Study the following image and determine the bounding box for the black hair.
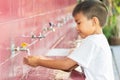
[72,0,108,27]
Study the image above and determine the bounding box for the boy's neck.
[93,26,103,35]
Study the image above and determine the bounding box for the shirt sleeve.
[68,40,97,68]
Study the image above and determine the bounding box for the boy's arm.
[24,56,77,71]
[63,64,79,72]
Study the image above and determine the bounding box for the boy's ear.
[92,17,100,26]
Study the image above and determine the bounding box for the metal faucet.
[10,42,30,57]
[31,33,45,39]
[56,17,66,27]
[48,22,55,32]
[42,22,55,32]
[47,26,55,32]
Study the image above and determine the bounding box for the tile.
[0,0,77,79]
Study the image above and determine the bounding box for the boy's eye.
[77,22,81,25]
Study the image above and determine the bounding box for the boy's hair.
[72,0,108,27]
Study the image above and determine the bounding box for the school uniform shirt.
[68,34,114,80]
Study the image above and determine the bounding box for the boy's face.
[74,12,96,38]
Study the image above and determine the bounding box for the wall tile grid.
[0,0,77,80]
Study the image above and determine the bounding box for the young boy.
[24,0,115,80]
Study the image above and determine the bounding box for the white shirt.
[68,34,114,80]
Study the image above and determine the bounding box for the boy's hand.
[24,56,40,67]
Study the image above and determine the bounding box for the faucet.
[48,22,55,32]
[56,17,66,27]
[10,42,30,57]
[47,26,55,32]
[31,33,45,39]
[42,22,55,32]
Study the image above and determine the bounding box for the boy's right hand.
[24,56,40,67]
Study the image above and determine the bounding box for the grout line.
[50,35,65,49]
[0,52,20,67]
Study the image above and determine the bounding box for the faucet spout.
[18,47,30,55]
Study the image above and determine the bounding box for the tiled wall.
[0,0,78,80]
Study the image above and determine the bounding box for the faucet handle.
[20,42,31,55]
[21,42,28,48]
[49,22,55,27]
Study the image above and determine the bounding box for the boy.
[24,0,115,80]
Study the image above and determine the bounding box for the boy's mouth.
[77,32,86,38]
[77,31,81,34]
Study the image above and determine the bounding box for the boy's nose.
[76,26,79,31]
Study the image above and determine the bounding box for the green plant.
[113,0,120,14]
[103,15,118,39]
[103,0,120,40]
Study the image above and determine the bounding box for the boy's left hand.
[24,56,40,67]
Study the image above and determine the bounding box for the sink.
[46,48,70,56]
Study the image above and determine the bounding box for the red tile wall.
[0,0,78,80]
